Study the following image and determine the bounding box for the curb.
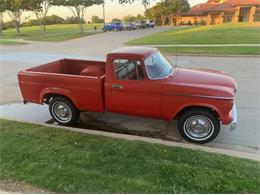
[2,118,259,162]
[162,53,260,58]
[145,44,260,47]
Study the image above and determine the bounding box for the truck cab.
[105,47,165,119]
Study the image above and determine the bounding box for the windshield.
[144,52,174,80]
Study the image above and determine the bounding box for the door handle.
[111,84,123,89]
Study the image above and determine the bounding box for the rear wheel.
[177,109,220,144]
[49,96,79,125]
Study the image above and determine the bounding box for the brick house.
[175,0,260,26]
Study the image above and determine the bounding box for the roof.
[182,2,217,16]
[108,47,157,57]
[182,0,260,16]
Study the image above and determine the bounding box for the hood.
[164,67,237,99]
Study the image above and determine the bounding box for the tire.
[49,96,80,126]
[177,109,220,144]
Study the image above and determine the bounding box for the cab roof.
[108,47,157,58]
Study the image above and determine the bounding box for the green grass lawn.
[0,39,27,45]
[159,46,260,55]
[0,23,103,43]
[127,22,260,45]
[127,22,260,55]
[0,119,259,193]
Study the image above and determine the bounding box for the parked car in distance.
[103,22,123,31]
[136,20,147,29]
[146,19,155,28]
[18,47,237,144]
[123,23,137,30]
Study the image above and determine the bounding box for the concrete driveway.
[0,27,259,155]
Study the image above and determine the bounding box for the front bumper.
[230,104,238,130]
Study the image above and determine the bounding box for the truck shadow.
[69,112,184,142]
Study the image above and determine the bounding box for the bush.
[2,21,14,30]
[4,15,87,30]
[179,21,185,26]
[22,19,41,27]
[91,15,103,23]
[20,15,65,27]
[66,16,85,24]
[187,21,192,25]
[111,18,121,23]
[45,15,65,25]
[201,20,206,25]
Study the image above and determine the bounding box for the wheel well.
[176,106,221,120]
[43,94,73,105]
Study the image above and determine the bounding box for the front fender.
[162,94,232,123]
[174,103,222,120]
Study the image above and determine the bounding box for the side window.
[113,59,144,80]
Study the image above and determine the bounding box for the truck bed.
[18,59,106,112]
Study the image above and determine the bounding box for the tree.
[52,0,103,33]
[122,15,135,23]
[135,14,146,22]
[145,0,189,26]
[91,15,103,23]
[31,0,53,37]
[111,18,121,23]
[66,16,85,24]
[165,0,190,26]
[5,0,33,34]
[118,0,151,6]
[0,0,7,35]
[145,2,168,26]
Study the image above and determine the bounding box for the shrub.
[2,21,14,30]
[20,15,65,27]
[45,15,65,25]
[187,21,192,25]
[22,19,41,27]
[66,16,85,24]
[179,21,185,26]
[91,15,103,23]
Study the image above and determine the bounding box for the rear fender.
[40,88,78,109]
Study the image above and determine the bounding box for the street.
[0,27,259,155]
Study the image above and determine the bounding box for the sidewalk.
[0,189,10,194]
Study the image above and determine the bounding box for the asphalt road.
[0,27,259,155]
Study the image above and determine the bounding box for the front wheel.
[177,109,220,144]
[49,96,80,125]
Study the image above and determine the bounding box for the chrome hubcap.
[184,115,214,141]
[52,101,72,123]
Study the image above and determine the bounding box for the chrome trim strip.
[230,104,237,130]
[165,92,233,100]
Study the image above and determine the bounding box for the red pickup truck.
[18,47,237,143]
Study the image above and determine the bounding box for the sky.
[3,0,207,22]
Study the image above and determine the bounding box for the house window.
[255,14,260,21]
[224,15,233,23]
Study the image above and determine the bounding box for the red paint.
[18,47,237,125]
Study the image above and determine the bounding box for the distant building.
[176,0,260,25]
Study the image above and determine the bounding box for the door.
[108,58,162,119]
